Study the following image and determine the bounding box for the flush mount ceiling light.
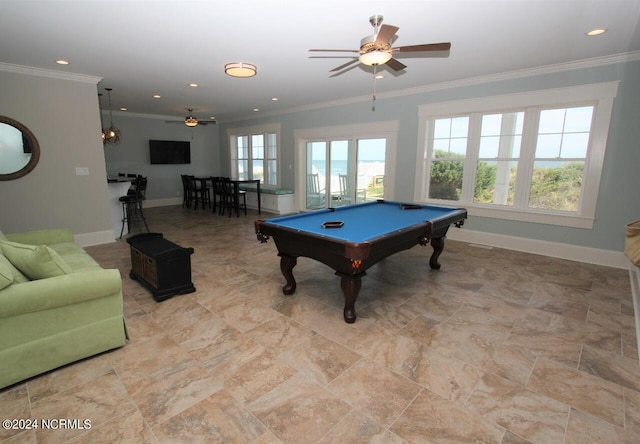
[586,28,607,36]
[359,50,392,66]
[225,62,257,78]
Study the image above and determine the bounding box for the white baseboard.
[144,197,182,208]
[74,230,116,247]
[447,228,630,270]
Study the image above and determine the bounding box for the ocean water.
[310,160,384,191]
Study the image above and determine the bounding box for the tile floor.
[2,205,640,443]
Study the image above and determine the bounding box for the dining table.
[193,177,261,214]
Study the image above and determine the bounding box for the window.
[474,112,523,206]
[416,82,618,228]
[228,123,280,185]
[529,107,592,212]
[429,116,469,200]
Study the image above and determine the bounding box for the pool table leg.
[279,254,297,295]
[340,275,361,323]
[429,237,444,270]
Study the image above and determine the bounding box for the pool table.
[255,200,467,323]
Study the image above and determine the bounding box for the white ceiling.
[2,0,639,123]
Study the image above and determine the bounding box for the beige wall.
[0,68,113,242]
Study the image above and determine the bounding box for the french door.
[304,138,386,210]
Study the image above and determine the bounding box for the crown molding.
[226,50,640,122]
[377,50,640,101]
[0,62,102,84]
[103,110,183,121]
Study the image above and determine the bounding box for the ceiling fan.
[309,15,451,73]
[165,108,217,127]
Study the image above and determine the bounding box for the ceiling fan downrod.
[369,14,384,33]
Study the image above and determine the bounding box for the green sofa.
[0,228,127,389]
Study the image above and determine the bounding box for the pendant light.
[103,88,122,145]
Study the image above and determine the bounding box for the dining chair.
[221,179,247,217]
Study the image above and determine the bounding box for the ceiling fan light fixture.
[184,108,199,127]
[225,62,257,78]
[359,51,392,66]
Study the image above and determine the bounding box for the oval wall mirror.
[0,116,41,181]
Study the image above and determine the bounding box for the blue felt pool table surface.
[263,200,463,243]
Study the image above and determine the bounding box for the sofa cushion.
[47,243,102,273]
[0,229,7,241]
[0,240,73,280]
[0,253,29,284]
[0,257,14,290]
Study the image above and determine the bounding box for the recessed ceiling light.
[188,83,198,87]
[253,108,260,112]
[120,107,127,111]
[55,60,69,65]
[153,94,161,99]
[271,97,279,101]
[375,74,384,79]
[586,28,607,36]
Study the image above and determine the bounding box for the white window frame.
[294,121,399,211]
[228,123,281,185]
[415,82,618,229]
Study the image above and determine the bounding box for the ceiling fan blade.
[164,119,216,125]
[330,58,359,72]
[386,58,407,71]
[375,24,399,46]
[393,42,451,53]
[329,62,360,77]
[309,56,358,59]
[309,49,359,53]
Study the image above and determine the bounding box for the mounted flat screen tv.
[149,140,191,164]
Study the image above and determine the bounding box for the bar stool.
[119,177,150,238]
[211,177,227,215]
[181,174,191,208]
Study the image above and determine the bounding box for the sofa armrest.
[0,269,122,318]
[6,229,75,245]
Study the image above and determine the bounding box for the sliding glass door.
[306,142,327,210]
[356,138,386,202]
[304,137,386,210]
